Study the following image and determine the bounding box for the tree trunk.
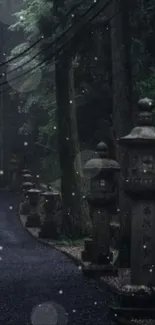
[111,0,133,137]
[110,0,133,267]
[55,52,91,239]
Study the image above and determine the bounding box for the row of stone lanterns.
[81,98,155,287]
[20,169,37,217]
[20,169,62,239]
[18,97,155,323]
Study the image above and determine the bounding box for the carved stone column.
[81,141,119,276]
[119,98,155,285]
[25,189,41,227]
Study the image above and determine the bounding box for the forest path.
[0,191,115,325]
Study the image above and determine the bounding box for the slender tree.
[110,0,133,266]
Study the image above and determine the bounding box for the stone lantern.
[25,189,41,227]
[21,169,31,175]
[20,181,34,216]
[81,142,120,275]
[9,154,19,190]
[21,181,34,201]
[118,98,155,286]
[20,170,32,188]
[22,173,33,183]
[39,191,61,239]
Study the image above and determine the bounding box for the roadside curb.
[19,213,83,267]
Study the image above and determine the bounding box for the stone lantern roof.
[119,97,155,146]
[27,188,41,193]
[84,142,120,176]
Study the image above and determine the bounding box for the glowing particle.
[58,290,63,295]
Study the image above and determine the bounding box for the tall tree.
[54,0,91,238]
[110,0,133,266]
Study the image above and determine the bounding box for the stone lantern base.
[110,285,155,324]
[81,238,117,276]
[25,213,40,228]
[20,201,30,216]
[39,221,54,239]
[81,238,93,261]
[38,191,61,239]
[25,189,41,227]
[82,238,113,263]
[82,263,118,278]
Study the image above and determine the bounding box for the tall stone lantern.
[118,97,155,285]
[39,191,61,239]
[81,142,120,275]
[20,181,34,216]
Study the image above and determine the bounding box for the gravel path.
[0,191,116,325]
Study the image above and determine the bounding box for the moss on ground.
[53,237,87,246]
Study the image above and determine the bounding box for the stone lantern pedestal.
[9,155,19,190]
[39,191,61,239]
[111,98,155,323]
[25,189,41,227]
[81,142,119,277]
[20,181,34,215]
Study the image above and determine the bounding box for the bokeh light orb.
[6,63,42,94]
[24,142,28,146]
[31,301,68,325]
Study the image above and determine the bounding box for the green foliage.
[38,98,57,143]
[10,0,54,39]
[136,68,155,100]
[18,121,32,135]
[52,238,85,246]
[8,0,57,160]
[131,0,155,100]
